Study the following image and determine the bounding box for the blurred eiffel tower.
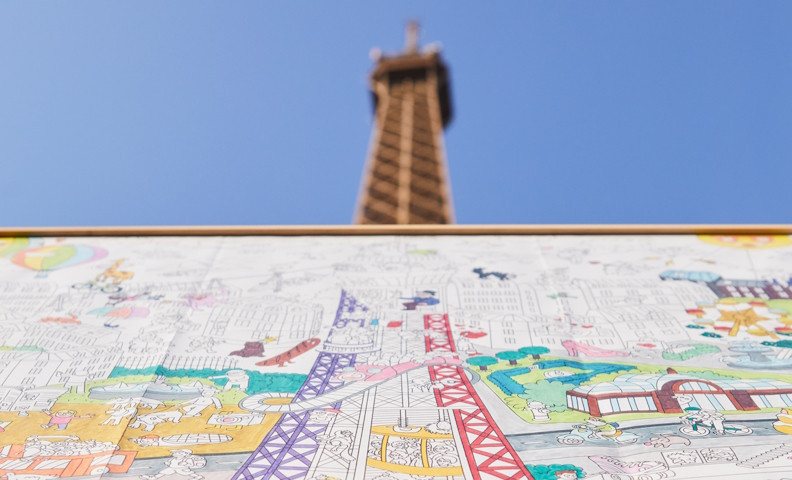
[355,22,455,224]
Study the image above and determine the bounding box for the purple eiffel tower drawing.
[233,290,368,480]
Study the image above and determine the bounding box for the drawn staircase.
[736,444,792,469]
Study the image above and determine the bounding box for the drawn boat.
[132,433,233,447]
[88,381,202,400]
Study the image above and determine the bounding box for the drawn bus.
[0,437,136,478]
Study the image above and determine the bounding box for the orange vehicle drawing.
[0,442,136,478]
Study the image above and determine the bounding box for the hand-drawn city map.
[2,233,792,480]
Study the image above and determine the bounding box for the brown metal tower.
[355,23,455,224]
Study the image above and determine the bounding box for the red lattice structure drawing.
[423,314,533,480]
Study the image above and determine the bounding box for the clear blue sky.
[2,2,791,226]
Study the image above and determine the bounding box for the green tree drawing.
[467,356,498,371]
[521,380,574,412]
[496,350,526,365]
[519,346,550,360]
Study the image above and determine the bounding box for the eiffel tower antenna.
[405,20,419,53]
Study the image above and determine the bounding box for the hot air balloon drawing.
[0,238,32,258]
[12,244,108,277]
[88,306,149,328]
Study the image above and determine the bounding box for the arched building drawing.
[568,372,792,416]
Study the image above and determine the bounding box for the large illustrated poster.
[2,234,792,479]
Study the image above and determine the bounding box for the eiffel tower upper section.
[355,23,455,225]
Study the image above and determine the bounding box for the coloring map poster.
[2,234,792,480]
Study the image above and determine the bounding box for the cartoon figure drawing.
[644,433,692,448]
[128,410,184,432]
[472,268,511,281]
[315,430,355,462]
[102,403,138,426]
[401,290,440,311]
[672,393,694,410]
[96,259,134,285]
[177,386,222,417]
[188,336,224,354]
[553,471,579,480]
[408,378,444,393]
[107,397,163,410]
[208,370,249,392]
[308,409,337,424]
[182,292,224,310]
[526,401,551,422]
[679,407,752,436]
[230,337,276,357]
[40,410,92,430]
[140,449,206,480]
[557,417,638,445]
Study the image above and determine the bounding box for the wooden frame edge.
[1,224,791,236]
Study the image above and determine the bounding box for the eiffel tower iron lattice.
[232,291,365,480]
[424,314,534,480]
[356,22,455,225]
[233,295,532,479]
